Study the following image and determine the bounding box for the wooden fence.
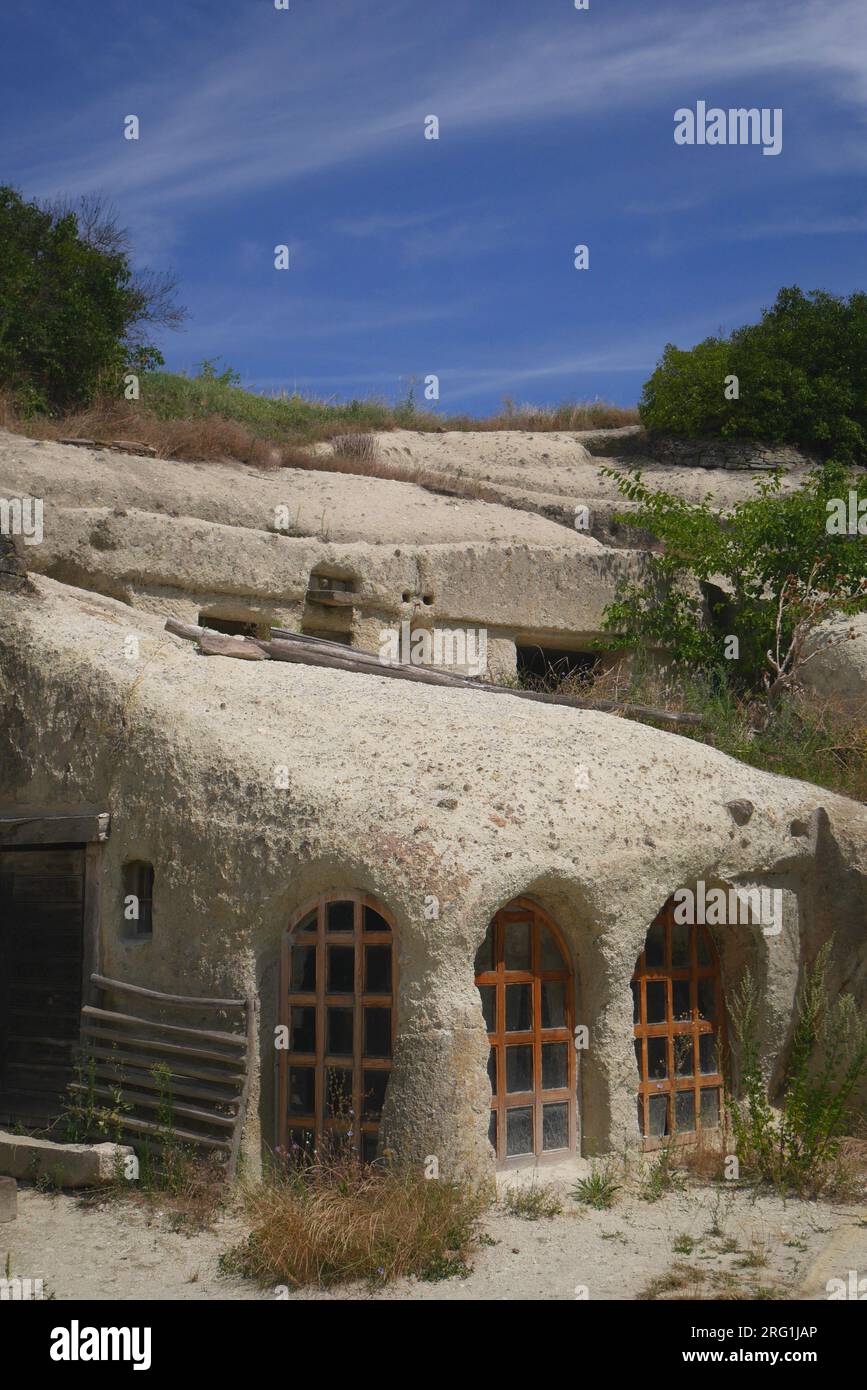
[75,974,254,1179]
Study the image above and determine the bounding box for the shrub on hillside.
[640,286,867,463]
[600,462,867,698]
[729,943,867,1196]
[0,186,184,414]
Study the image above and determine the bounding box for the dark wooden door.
[0,848,85,1126]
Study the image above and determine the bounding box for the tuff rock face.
[0,568,864,1176]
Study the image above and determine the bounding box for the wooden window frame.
[279,891,396,1164]
[476,897,577,1167]
[122,860,154,938]
[632,899,726,1149]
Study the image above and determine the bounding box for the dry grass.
[501,1179,563,1220]
[223,1157,491,1289]
[330,431,379,463]
[479,399,639,432]
[641,1260,787,1301]
[1,382,638,470]
[72,1147,227,1233]
[675,1128,733,1185]
[8,394,311,470]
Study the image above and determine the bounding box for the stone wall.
[582,428,816,471]
[644,435,815,471]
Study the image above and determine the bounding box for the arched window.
[475,898,577,1163]
[632,898,725,1143]
[279,893,395,1165]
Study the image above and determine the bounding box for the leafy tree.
[601,463,867,698]
[640,287,867,464]
[0,186,185,413]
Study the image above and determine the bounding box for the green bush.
[601,462,867,694]
[729,944,867,1195]
[640,286,867,463]
[0,186,183,414]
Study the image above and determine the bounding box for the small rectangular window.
[123,861,153,937]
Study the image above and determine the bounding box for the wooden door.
[0,848,85,1125]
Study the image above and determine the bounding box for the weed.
[502,1180,563,1221]
[572,1161,621,1210]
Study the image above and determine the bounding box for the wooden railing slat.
[81,1004,247,1048]
[90,973,245,1011]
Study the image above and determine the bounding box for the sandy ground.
[5,1178,865,1303]
[373,428,814,512]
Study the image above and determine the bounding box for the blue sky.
[3,0,867,413]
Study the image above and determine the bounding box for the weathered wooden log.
[164,619,702,726]
[199,630,268,660]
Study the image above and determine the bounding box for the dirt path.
[5,1182,864,1302]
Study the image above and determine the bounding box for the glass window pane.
[542,1041,568,1089]
[634,1038,643,1078]
[361,1132,378,1165]
[295,910,317,934]
[288,1067,315,1116]
[505,1106,533,1157]
[672,980,691,1020]
[479,984,496,1032]
[364,1007,391,1057]
[290,944,316,993]
[700,1087,720,1129]
[542,1102,568,1151]
[326,1007,353,1056]
[361,1070,389,1120]
[505,983,532,1032]
[671,921,690,968]
[504,920,531,971]
[474,922,495,975]
[364,906,390,934]
[327,900,354,933]
[631,979,640,1023]
[325,1067,353,1117]
[327,945,354,993]
[646,980,667,1024]
[648,1036,668,1079]
[505,1045,533,1093]
[364,944,391,993]
[645,918,665,967]
[674,1034,695,1077]
[675,1090,696,1132]
[696,928,712,966]
[648,1094,669,1137]
[487,1048,498,1095]
[540,980,565,1029]
[697,978,716,1022]
[539,926,565,972]
[290,1006,315,1054]
[488,1111,497,1150]
[637,1096,645,1137]
[699,1031,719,1075]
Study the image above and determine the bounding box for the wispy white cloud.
[11,0,867,233]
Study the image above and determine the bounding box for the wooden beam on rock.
[163,619,702,727]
